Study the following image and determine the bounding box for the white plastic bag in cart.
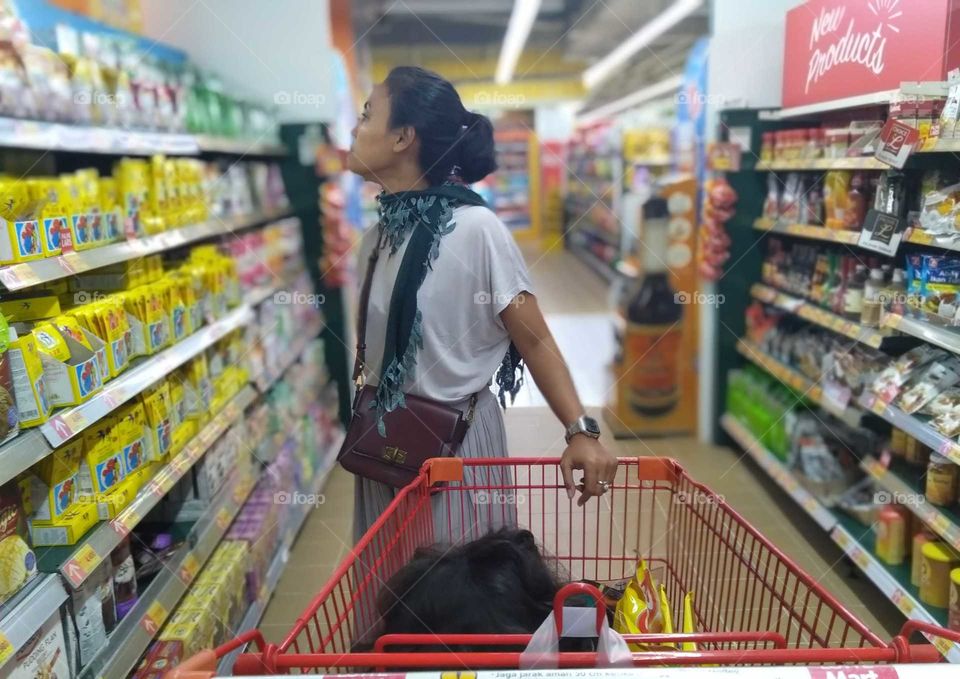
[519,606,634,669]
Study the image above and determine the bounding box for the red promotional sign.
[783,0,960,108]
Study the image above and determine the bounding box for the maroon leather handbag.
[337,229,477,488]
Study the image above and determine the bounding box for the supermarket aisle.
[262,242,902,644]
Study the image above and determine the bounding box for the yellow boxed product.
[22,439,84,521]
[141,383,173,462]
[27,500,99,546]
[62,174,96,251]
[182,356,213,425]
[0,179,43,264]
[115,157,147,238]
[116,401,150,473]
[32,322,104,406]
[180,583,231,642]
[7,328,51,427]
[28,178,71,256]
[76,169,106,245]
[71,298,130,379]
[123,285,171,355]
[159,607,215,659]
[95,467,150,519]
[79,417,125,497]
[99,177,122,242]
[54,315,109,387]
[1,295,61,322]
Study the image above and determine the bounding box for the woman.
[346,66,618,543]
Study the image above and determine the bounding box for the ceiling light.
[583,0,702,90]
[577,75,682,124]
[495,0,543,85]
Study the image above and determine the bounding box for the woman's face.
[347,83,402,183]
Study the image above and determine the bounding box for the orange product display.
[607,177,699,437]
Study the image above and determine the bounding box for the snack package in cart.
[613,559,666,649]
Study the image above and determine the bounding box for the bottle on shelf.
[623,197,682,416]
[861,268,885,328]
[843,264,866,321]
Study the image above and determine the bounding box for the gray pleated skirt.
[352,387,517,545]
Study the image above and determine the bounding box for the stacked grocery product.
[131,341,337,678]
[0,0,278,139]
[0,156,288,266]
[565,123,621,269]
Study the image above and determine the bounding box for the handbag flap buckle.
[383,446,407,464]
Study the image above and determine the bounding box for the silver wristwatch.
[565,415,601,443]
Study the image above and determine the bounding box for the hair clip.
[449,164,462,177]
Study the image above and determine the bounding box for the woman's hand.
[560,436,619,507]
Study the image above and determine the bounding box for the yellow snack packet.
[681,591,697,652]
[614,559,664,650]
[32,322,71,362]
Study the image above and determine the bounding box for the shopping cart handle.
[552,582,606,636]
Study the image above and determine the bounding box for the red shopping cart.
[170,457,960,675]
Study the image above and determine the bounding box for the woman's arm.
[500,293,619,506]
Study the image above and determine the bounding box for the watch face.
[583,416,601,435]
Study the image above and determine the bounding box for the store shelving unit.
[882,306,960,355]
[720,414,960,662]
[756,157,888,171]
[858,392,960,466]
[0,117,286,157]
[0,210,293,291]
[0,575,68,674]
[39,304,253,448]
[753,217,862,246]
[751,283,889,349]
[720,414,837,531]
[216,430,344,674]
[254,318,325,393]
[35,386,257,585]
[735,340,864,426]
[76,462,258,679]
[862,456,960,552]
[0,277,291,485]
[831,517,960,661]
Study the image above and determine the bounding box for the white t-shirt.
[357,204,533,404]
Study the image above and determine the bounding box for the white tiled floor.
[261,239,905,653]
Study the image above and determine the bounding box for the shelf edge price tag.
[141,601,168,637]
[64,543,100,586]
[215,507,231,531]
[179,553,200,583]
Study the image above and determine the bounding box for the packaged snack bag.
[681,592,698,651]
[613,559,664,650]
[0,481,37,605]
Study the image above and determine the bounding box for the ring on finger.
[598,480,612,492]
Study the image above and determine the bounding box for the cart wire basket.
[171,457,960,675]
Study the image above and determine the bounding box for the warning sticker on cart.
[809,668,899,679]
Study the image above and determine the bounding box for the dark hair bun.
[385,66,498,185]
[457,111,497,183]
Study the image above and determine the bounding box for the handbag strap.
[351,226,479,423]
[352,227,384,386]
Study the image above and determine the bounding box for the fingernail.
[566,487,574,500]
